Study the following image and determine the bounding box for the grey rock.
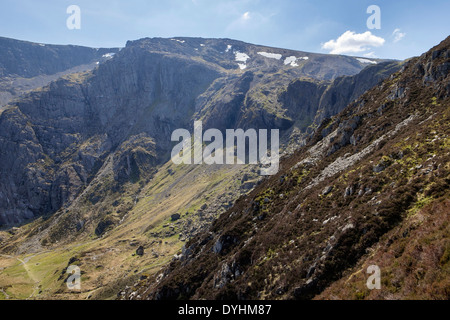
[213,239,223,254]
[344,186,354,197]
[322,186,333,196]
[342,223,355,232]
[136,246,144,256]
[373,164,386,173]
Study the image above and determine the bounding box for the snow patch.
[284,56,298,66]
[284,56,299,67]
[102,53,116,59]
[200,44,205,47]
[235,51,250,62]
[225,45,232,53]
[171,39,185,44]
[257,52,282,60]
[284,56,309,67]
[238,63,247,70]
[38,43,45,47]
[235,51,250,70]
[356,58,377,64]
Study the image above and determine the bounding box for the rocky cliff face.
[0,37,398,227]
[0,36,119,78]
[0,37,120,108]
[279,61,402,148]
[122,37,450,300]
[0,42,222,225]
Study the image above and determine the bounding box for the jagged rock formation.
[121,37,450,300]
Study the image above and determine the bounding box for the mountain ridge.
[0,36,120,109]
[0,36,399,227]
[0,35,414,300]
[120,36,450,300]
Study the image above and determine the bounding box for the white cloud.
[322,31,385,55]
[225,11,268,33]
[392,28,406,43]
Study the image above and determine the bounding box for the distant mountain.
[121,36,450,300]
[0,36,120,108]
[0,36,403,300]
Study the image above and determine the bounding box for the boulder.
[136,246,144,256]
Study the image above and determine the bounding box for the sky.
[0,0,449,60]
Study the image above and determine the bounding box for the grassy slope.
[0,156,255,299]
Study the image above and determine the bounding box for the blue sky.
[0,0,449,59]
